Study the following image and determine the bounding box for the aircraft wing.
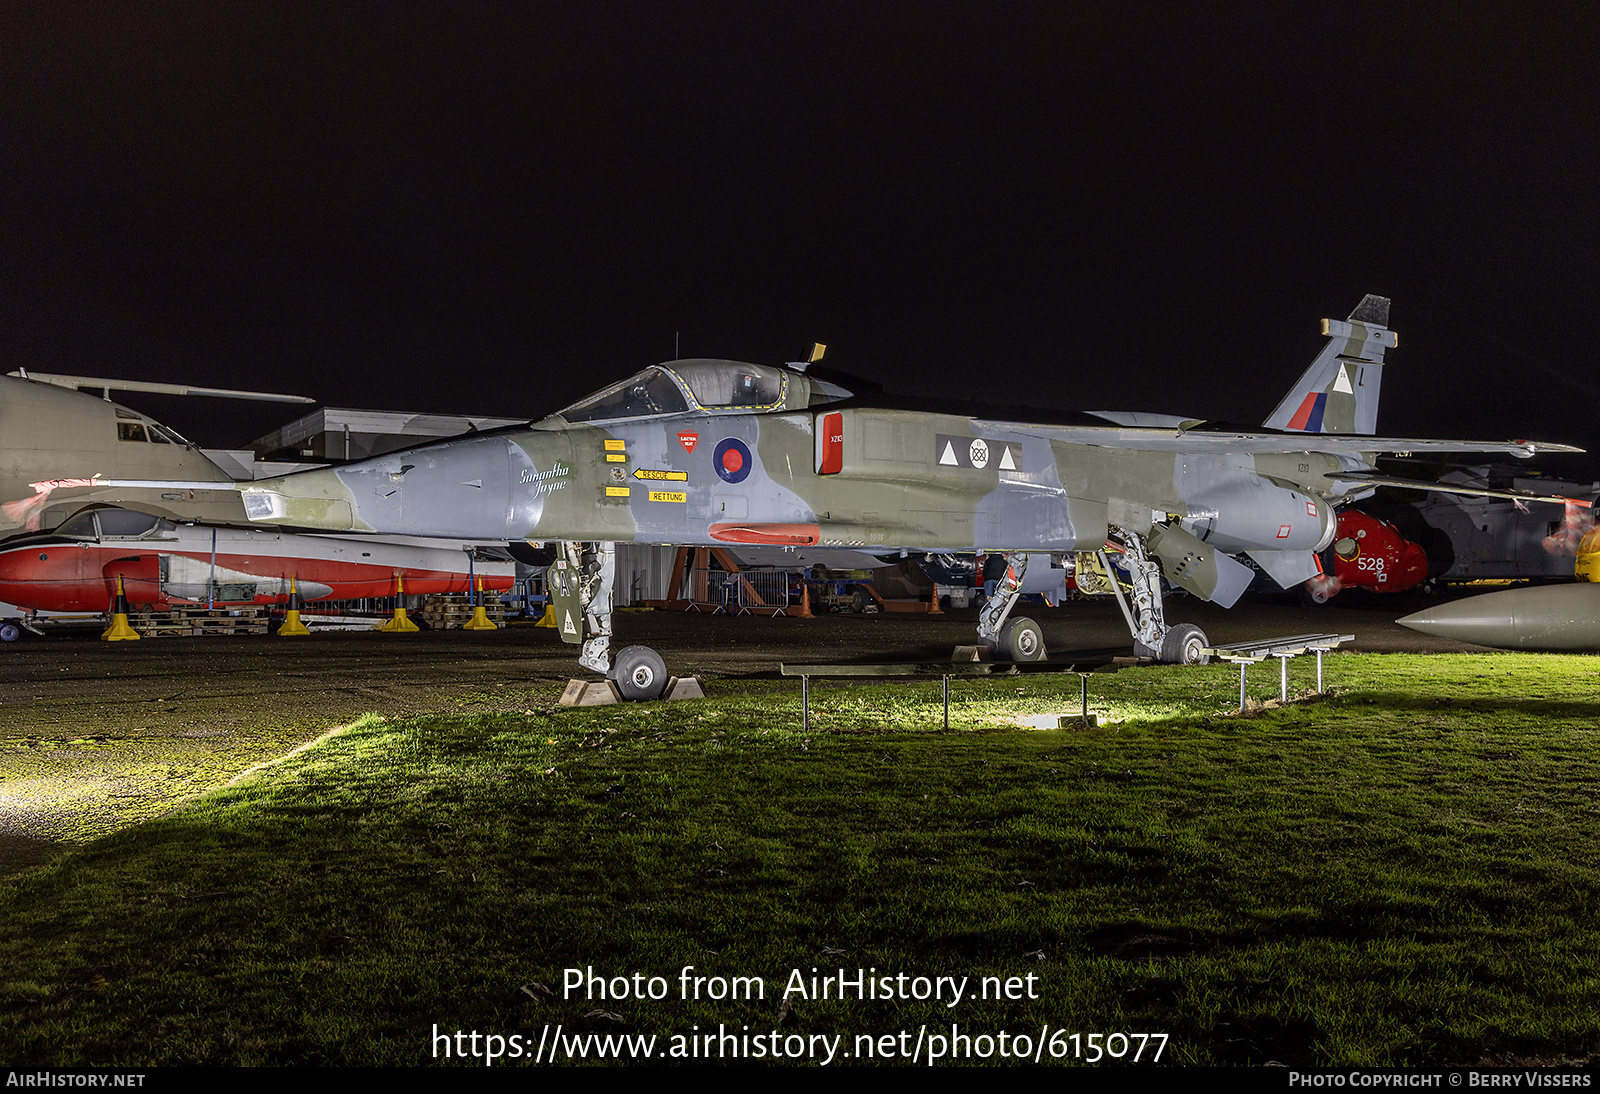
[1001,423,1581,459]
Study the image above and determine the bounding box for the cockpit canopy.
[53,507,179,541]
[558,359,850,424]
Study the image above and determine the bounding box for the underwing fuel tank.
[1180,474,1337,555]
[1397,584,1600,651]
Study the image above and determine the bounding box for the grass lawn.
[2,652,1599,1066]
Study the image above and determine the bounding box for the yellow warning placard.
[603,439,626,451]
[604,453,627,463]
[605,486,630,497]
[633,468,688,481]
[648,490,688,504]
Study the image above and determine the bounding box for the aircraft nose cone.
[1398,584,1600,651]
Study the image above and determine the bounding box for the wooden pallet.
[417,593,506,630]
[127,607,270,637]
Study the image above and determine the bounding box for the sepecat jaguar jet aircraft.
[208,295,1578,698]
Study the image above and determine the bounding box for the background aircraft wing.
[1325,471,1593,505]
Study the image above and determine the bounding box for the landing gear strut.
[549,540,669,699]
[1102,527,1209,665]
[975,552,1047,661]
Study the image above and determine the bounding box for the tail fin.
[1263,294,1395,435]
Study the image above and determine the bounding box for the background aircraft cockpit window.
[150,423,192,446]
[117,422,149,442]
[55,512,100,537]
[560,368,690,422]
[667,361,785,408]
[95,509,175,538]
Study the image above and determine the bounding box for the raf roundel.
[712,437,752,484]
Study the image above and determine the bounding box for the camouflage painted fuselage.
[240,361,1341,562]
[238,303,1584,637]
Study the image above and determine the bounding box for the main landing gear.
[1100,527,1210,665]
[548,540,671,701]
[976,532,1209,665]
[975,552,1048,662]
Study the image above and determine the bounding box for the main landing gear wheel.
[999,616,1046,662]
[0,622,21,643]
[1159,623,1210,665]
[608,645,668,701]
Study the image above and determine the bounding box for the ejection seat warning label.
[428,965,1172,1065]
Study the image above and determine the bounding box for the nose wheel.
[609,645,668,701]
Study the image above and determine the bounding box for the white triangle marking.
[999,446,1017,470]
[1332,363,1354,394]
[562,610,577,635]
[938,441,958,466]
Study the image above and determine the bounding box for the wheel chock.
[558,679,622,706]
[662,675,706,701]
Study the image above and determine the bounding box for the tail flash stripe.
[1286,392,1324,431]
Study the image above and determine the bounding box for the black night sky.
[2,4,1597,472]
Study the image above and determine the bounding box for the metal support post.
[1239,661,1248,712]
[941,675,950,730]
[1316,649,1324,693]
[1278,654,1290,703]
[802,675,810,733]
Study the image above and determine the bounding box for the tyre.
[608,645,668,701]
[1159,623,1210,665]
[0,622,21,643]
[1000,616,1046,662]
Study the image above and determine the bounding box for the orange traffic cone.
[278,575,310,636]
[380,573,420,633]
[463,578,496,631]
[101,574,141,641]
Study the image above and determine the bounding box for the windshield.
[560,368,690,422]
